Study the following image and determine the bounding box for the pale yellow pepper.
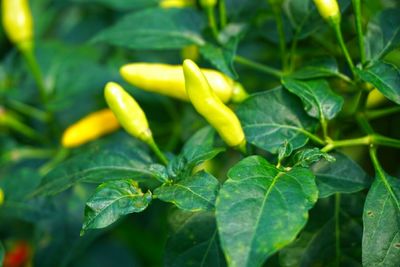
[62,109,120,148]
[313,0,341,22]
[183,59,246,149]
[160,0,195,8]
[2,0,34,48]
[120,63,248,103]
[0,187,4,206]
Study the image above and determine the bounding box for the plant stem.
[369,147,400,213]
[356,112,374,134]
[19,45,47,105]
[218,0,227,28]
[331,21,356,77]
[272,4,287,70]
[148,137,169,165]
[234,55,283,78]
[365,106,400,120]
[321,135,371,152]
[7,99,50,122]
[352,0,366,65]
[206,6,219,40]
[39,148,69,176]
[372,135,400,149]
[298,128,326,146]
[320,117,329,141]
[335,193,341,267]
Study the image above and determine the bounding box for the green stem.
[234,55,283,78]
[19,44,47,105]
[298,128,326,146]
[7,99,50,122]
[335,193,341,267]
[206,6,219,40]
[218,0,227,28]
[321,135,371,152]
[356,112,374,134]
[331,21,356,77]
[320,117,329,141]
[272,5,287,70]
[352,0,366,65]
[148,137,169,165]
[2,147,54,162]
[369,147,400,213]
[365,106,400,120]
[39,148,69,176]
[372,134,400,149]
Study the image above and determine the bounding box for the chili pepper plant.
[0,0,400,266]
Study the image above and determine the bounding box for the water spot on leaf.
[367,211,374,217]
[394,243,400,249]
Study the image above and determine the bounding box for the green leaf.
[216,156,318,267]
[93,8,205,50]
[0,168,42,200]
[165,212,226,267]
[311,152,370,198]
[168,127,225,180]
[287,57,340,80]
[357,61,400,104]
[362,174,400,267]
[154,171,220,212]
[291,147,335,168]
[81,180,152,234]
[0,241,3,267]
[200,38,238,78]
[35,138,156,196]
[237,88,318,154]
[72,0,158,10]
[364,8,400,61]
[282,78,344,120]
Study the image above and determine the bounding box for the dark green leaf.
[237,88,318,154]
[168,127,224,180]
[291,148,335,168]
[362,174,400,267]
[93,8,205,50]
[82,180,152,234]
[154,171,219,212]
[200,38,238,78]
[287,57,340,80]
[0,241,4,267]
[364,8,400,61]
[311,152,370,198]
[282,78,344,120]
[72,0,158,10]
[165,212,226,267]
[0,168,42,200]
[35,138,155,196]
[216,156,318,267]
[357,61,400,104]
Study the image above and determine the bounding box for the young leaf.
[200,38,238,79]
[362,174,400,267]
[364,8,400,61]
[311,152,370,198]
[92,8,205,50]
[154,171,220,212]
[291,147,335,167]
[165,212,226,267]
[282,78,344,120]
[237,88,318,154]
[81,180,152,234]
[167,127,225,180]
[35,139,156,196]
[216,156,318,267]
[357,61,400,105]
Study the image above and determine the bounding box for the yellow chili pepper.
[104,82,152,143]
[120,63,248,103]
[61,109,120,148]
[183,59,246,150]
[2,0,34,49]
[313,0,340,22]
[160,0,195,8]
[0,187,4,206]
[367,88,388,108]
